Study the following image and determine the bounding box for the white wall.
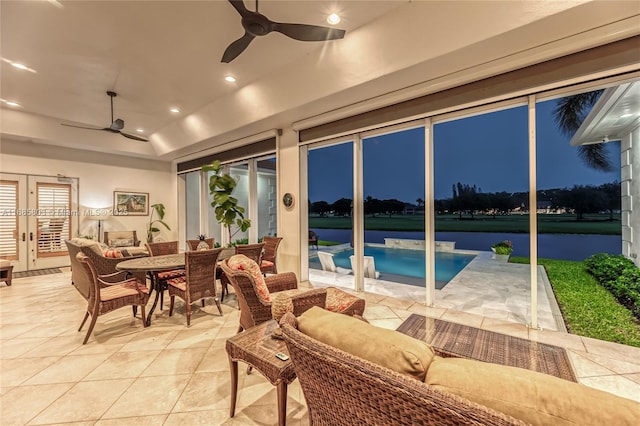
[0,139,176,244]
[277,128,301,278]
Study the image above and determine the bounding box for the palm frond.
[553,91,602,136]
[577,143,613,172]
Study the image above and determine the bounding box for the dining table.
[116,253,185,326]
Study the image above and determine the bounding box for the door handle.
[22,232,26,242]
[30,232,33,241]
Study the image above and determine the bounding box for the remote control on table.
[275,352,289,361]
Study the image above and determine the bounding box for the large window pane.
[257,157,277,238]
[362,127,425,289]
[185,171,202,244]
[307,142,353,277]
[536,90,622,261]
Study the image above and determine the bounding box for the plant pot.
[492,253,510,262]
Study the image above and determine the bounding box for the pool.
[311,246,476,286]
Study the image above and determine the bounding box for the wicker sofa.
[65,239,147,299]
[280,307,640,426]
[103,231,147,256]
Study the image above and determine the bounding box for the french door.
[0,173,79,271]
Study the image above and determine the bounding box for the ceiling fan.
[221,0,346,63]
[61,91,148,142]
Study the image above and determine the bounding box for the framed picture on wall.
[113,191,149,216]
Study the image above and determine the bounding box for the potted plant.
[491,240,513,262]
[203,160,251,253]
[147,203,170,243]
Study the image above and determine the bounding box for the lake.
[310,229,621,261]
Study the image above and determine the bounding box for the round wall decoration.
[282,193,294,208]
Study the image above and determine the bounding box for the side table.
[226,320,297,426]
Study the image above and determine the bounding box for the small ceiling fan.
[61,91,148,142]
[221,0,346,63]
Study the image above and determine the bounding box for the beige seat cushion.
[298,306,434,381]
[425,356,640,426]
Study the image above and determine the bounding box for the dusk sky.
[308,98,621,203]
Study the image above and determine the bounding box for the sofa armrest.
[289,288,327,316]
[265,272,298,293]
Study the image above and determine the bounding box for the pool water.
[317,246,476,282]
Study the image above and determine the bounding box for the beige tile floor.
[1,269,639,425]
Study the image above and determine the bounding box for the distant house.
[536,201,552,214]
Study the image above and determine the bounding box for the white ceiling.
[1,0,639,161]
[571,82,640,146]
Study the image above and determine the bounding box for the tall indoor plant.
[203,160,251,246]
[147,203,170,243]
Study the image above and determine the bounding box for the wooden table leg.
[277,381,287,426]
[229,357,238,417]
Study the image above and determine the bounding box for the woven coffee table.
[397,314,577,382]
[226,319,296,426]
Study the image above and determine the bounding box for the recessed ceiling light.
[136,128,144,133]
[327,13,341,25]
[1,57,37,73]
[225,75,236,83]
[1,99,21,107]
[619,113,633,118]
[170,107,181,113]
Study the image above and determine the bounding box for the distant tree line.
[309,181,620,222]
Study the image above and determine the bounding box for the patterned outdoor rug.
[397,313,577,382]
[13,268,63,278]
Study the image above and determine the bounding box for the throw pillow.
[227,254,271,302]
[102,248,124,258]
[425,357,640,426]
[298,306,435,381]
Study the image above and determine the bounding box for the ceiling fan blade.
[120,132,149,142]
[228,0,250,18]
[110,118,125,131]
[272,22,345,42]
[221,32,255,63]
[61,123,104,131]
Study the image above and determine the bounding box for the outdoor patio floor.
[309,248,561,330]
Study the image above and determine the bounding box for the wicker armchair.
[259,236,282,275]
[219,259,327,333]
[221,242,265,300]
[167,248,224,326]
[145,241,185,309]
[77,253,149,344]
[279,313,524,426]
[187,238,215,251]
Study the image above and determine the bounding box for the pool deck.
[309,246,562,331]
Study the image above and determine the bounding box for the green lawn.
[510,257,640,347]
[309,213,621,235]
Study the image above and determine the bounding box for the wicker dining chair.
[186,238,215,251]
[220,257,326,333]
[167,248,224,326]
[221,242,265,300]
[77,253,149,344]
[260,236,283,275]
[145,241,185,310]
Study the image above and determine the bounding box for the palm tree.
[553,90,612,171]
